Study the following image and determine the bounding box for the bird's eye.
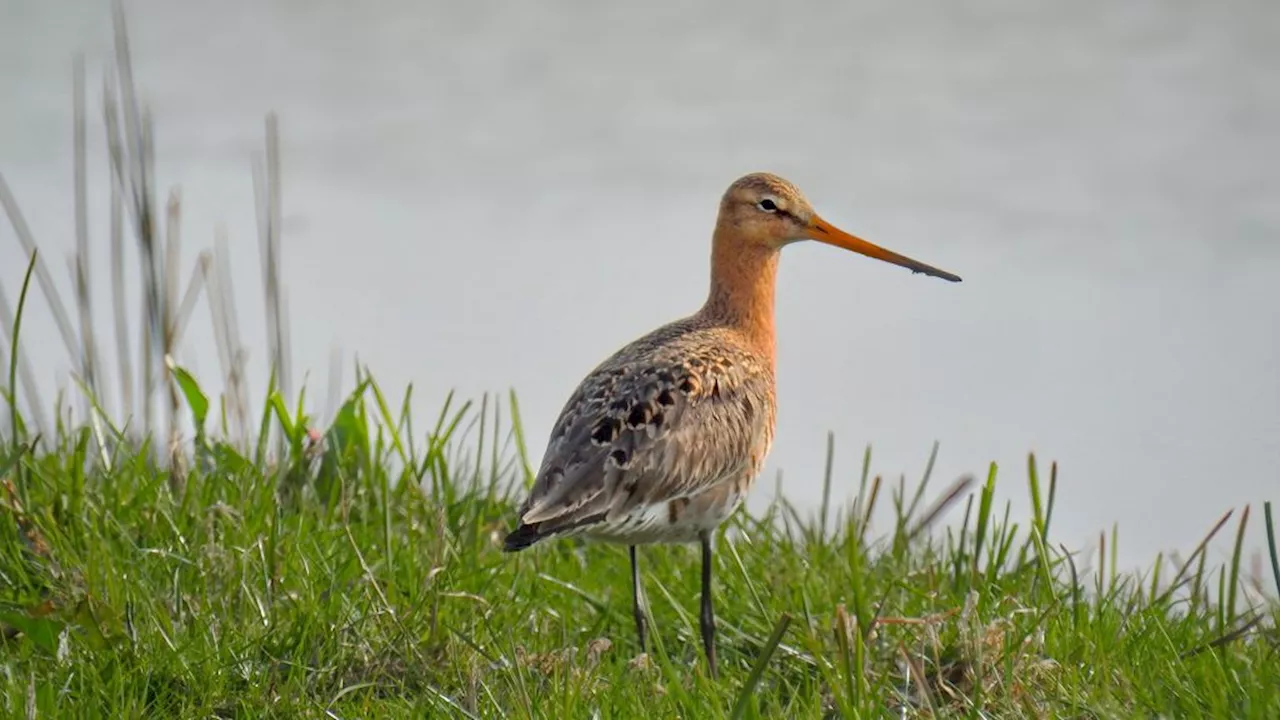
[757,199,778,213]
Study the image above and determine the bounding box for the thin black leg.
[630,545,648,652]
[699,531,718,678]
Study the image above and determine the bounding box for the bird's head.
[717,172,961,283]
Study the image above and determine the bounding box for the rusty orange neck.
[699,227,779,361]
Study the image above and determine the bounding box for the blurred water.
[2,0,1278,570]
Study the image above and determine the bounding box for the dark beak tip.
[913,267,962,283]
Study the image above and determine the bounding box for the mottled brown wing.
[514,330,773,536]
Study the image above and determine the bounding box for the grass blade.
[729,613,792,720]
[971,462,998,584]
[1226,505,1250,625]
[165,356,209,430]
[7,251,38,453]
[1265,502,1280,600]
[0,283,49,440]
[819,431,834,543]
[0,175,80,361]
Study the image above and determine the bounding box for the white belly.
[582,485,747,545]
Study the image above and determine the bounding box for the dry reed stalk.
[2,0,298,468]
[73,53,103,422]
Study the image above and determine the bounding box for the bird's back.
[504,315,776,549]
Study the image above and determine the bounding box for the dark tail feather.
[503,523,546,552]
[502,511,608,552]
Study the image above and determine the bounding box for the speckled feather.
[512,316,777,545]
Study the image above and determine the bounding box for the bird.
[502,172,960,678]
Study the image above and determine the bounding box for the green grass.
[1,360,1279,717]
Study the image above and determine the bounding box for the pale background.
[2,0,1278,572]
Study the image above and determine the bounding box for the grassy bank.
[2,357,1280,717]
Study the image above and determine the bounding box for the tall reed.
[0,3,303,485]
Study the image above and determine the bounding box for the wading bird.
[503,172,960,677]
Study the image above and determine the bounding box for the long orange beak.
[807,214,961,283]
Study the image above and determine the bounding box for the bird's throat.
[701,231,779,359]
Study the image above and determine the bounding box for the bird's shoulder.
[548,318,771,450]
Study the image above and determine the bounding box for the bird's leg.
[630,545,648,652]
[699,531,718,679]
